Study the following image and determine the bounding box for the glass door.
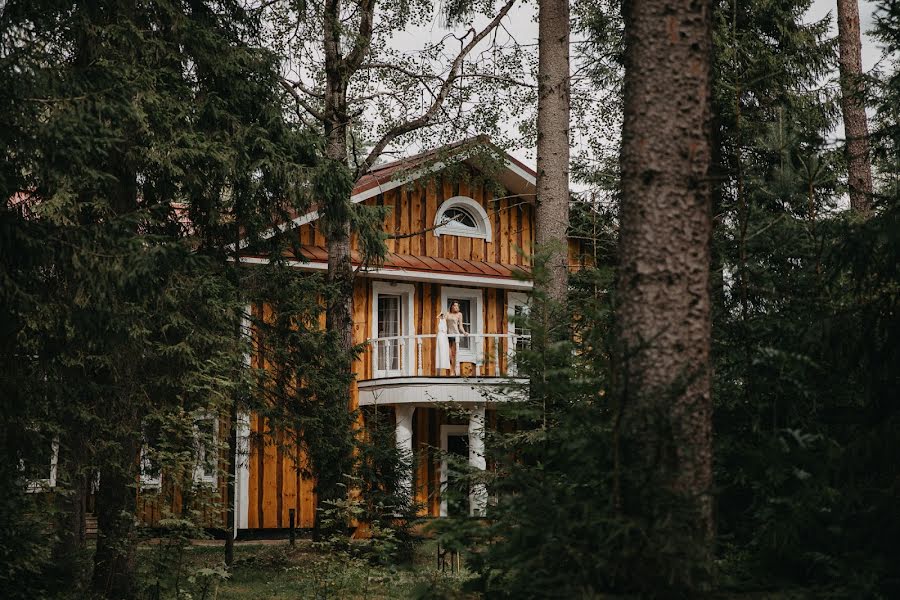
[448,297,473,351]
[377,294,402,374]
[444,433,470,517]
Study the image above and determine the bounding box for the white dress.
[435,317,451,371]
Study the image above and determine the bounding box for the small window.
[193,414,218,486]
[140,441,162,489]
[434,196,492,242]
[443,207,477,229]
[22,432,58,493]
[507,292,530,376]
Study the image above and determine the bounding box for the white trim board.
[235,256,533,291]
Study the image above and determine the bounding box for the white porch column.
[468,404,487,516]
[395,405,416,499]
[235,305,252,538]
[235,412,251,535]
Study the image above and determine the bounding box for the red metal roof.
[246,245,530,281]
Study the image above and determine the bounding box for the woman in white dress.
[436,313,451,374]
[446,301,466,375]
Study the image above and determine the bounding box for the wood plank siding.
[296,171,535,268]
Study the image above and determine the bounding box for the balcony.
[357,333,529,407]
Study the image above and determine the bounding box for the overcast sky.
[386,1,886,170]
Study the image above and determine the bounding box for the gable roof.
[235,137,536,250]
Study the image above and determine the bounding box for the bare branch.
[345,0,376,72]
[386,215,462,240]
[290,79,324,98]
[280,77,326,122]
[359,62,443,82]
[459,72,536,89]
[249,0,282,14]
[355,0,518,179]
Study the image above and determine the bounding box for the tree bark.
[837,0,873,216]
[91,436,141,599]
[313,0,357,538]
[52,435,89,588]
[616,0,714,591]
[535,0,571,303]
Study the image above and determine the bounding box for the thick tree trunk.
[91,437,141,599]
[315,1,356,535]
[323,124,354,359]
[52,436,89,588]
[535,0,571,303]
[616,0,714,591]
[837,0,873,216]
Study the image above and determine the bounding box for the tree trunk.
[224,407,237,566]
[52,435,89,589]
[91,436,141,599]
[616,0,714,591]
[837,0,873,216]
[315,1,356,536]
[535,0,571,303]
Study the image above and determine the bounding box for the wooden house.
[26,139,586,536]
[230,139,548,533]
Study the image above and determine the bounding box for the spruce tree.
[1,0,319,595]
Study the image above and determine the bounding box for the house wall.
[136,417,231,528]
[296,171,535,266]
[237,277,517,527]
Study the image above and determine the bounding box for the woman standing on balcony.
[446,301,466,376]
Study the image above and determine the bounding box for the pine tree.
[837,0,875,215]
[615,0,715,590]
[1,0,318,595]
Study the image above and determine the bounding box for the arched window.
[434,196,492,242]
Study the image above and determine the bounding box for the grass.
[136,539,475,599]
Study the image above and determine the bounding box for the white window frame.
[440,286,484,366]
[434,196,492,242]
[507,292,530,376]
[193,412,218,486]
[140,444,162,490]
[439,424,470,517]
[25,438,58,493]
[371,281,416,378]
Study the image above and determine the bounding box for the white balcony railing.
[367,333,530,379]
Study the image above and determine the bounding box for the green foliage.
[0,0,327,595]
[427,255,637,598]
[707,0,900,595]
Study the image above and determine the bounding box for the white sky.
[385,0,886,173]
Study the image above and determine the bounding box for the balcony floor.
[357,375,527,406]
